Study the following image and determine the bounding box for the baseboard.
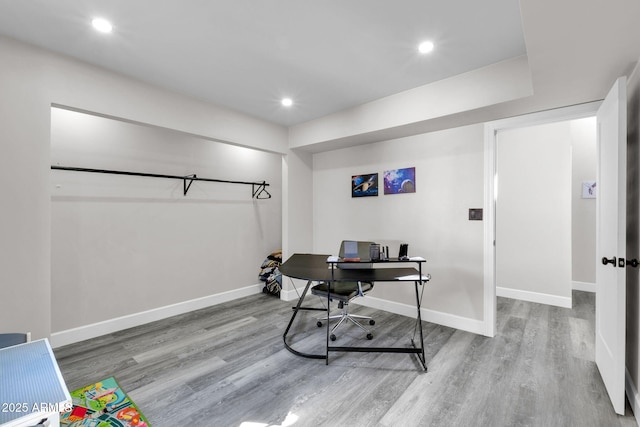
[280,277,311,302]
[281,280,487,336]
[626,367,640,422]
[496,286,572,308]
[572,281,596,292]
[280,287,305,302]
[50,283,264,348]
[352,296,487,336]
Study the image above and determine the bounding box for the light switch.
[469,208,483,221]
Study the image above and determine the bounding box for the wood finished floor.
[54,291,638,427]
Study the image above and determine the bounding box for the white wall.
[282,149,313,259]
[0,35,287,341]
[496,122,572,307]
[0,40,52,340]
[494,117,597,306]
[280,148,315,298]
[289,56,532,151]
[50,108,282,333]
[312,125,485,328]
[571,117,597,286]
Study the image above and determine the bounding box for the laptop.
[339,240,373,269]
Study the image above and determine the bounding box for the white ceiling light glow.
[91,18,113,33]
[418,40,434,54]
[281,97,293,107]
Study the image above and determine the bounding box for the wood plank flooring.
[54,291,638,426]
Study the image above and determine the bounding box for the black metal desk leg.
[326,266,335,365]
[283,280,312,340]
[282,278,328,360]
[326,285,331,365]
[412,280,427,370]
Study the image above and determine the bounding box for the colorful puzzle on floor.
[61,377,150,427]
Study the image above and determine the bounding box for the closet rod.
[51,165,271,199]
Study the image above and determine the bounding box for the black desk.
[280,253,430,370]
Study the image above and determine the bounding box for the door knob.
[602,256,617,266]
[628,259,639,268]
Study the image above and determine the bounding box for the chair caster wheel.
[262,287,268,294]
[369,319,375,325]
[330,334,337,341]
[367,333,373,340]
[316,321,323,328]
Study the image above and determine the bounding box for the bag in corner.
[259,250,282,296]
[264,267,282,296]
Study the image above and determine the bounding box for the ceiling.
[0,0,638,134]
[0,0,527,127]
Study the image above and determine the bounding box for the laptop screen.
[339,240,373,269]
[343,240,358,259]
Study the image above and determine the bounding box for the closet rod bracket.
[183,174,197,196]
[253,181,272,199]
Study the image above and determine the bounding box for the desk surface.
[279,253,427,282]
[0,339,71,424]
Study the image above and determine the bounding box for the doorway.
[494,117,597,308]
[482,102,601,337]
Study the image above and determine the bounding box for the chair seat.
[311,281,373,302]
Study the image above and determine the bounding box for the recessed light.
[418,40,434,54]
[92,18,113,33]
[281,98,293,107]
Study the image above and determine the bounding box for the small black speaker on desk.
[398,243,409,260]
[369,243,381,261]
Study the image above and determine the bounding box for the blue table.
[0,339,71,426]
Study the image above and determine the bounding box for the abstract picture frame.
[384,167,416,195]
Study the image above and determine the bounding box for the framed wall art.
[582,181,596,198]
[384,167,416,195]
[351,173,378,197]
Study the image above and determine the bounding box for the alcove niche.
[49,107,282,346]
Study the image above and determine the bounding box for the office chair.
[0,333,28,349]
[312,240,376,341]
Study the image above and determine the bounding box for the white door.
[595,76,627,415]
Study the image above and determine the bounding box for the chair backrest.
[0,333,28,349]
[338,240,375,269]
